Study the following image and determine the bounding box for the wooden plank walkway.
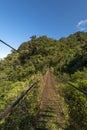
[35,69,66,130]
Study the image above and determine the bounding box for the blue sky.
[0,0,87,58]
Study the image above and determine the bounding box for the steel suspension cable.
[68,82,87,96]
[0,39,17,51]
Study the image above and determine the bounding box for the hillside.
[0,32,87,130]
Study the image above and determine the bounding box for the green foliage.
[64,83,87,130]
[0,32,87,129]
[62,69,87,130]
[0,74,41,130]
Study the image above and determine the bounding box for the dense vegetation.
[0,32,87,129]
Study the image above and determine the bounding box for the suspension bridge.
[0,39,87,130]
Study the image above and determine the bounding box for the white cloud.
[77,19,87,31]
